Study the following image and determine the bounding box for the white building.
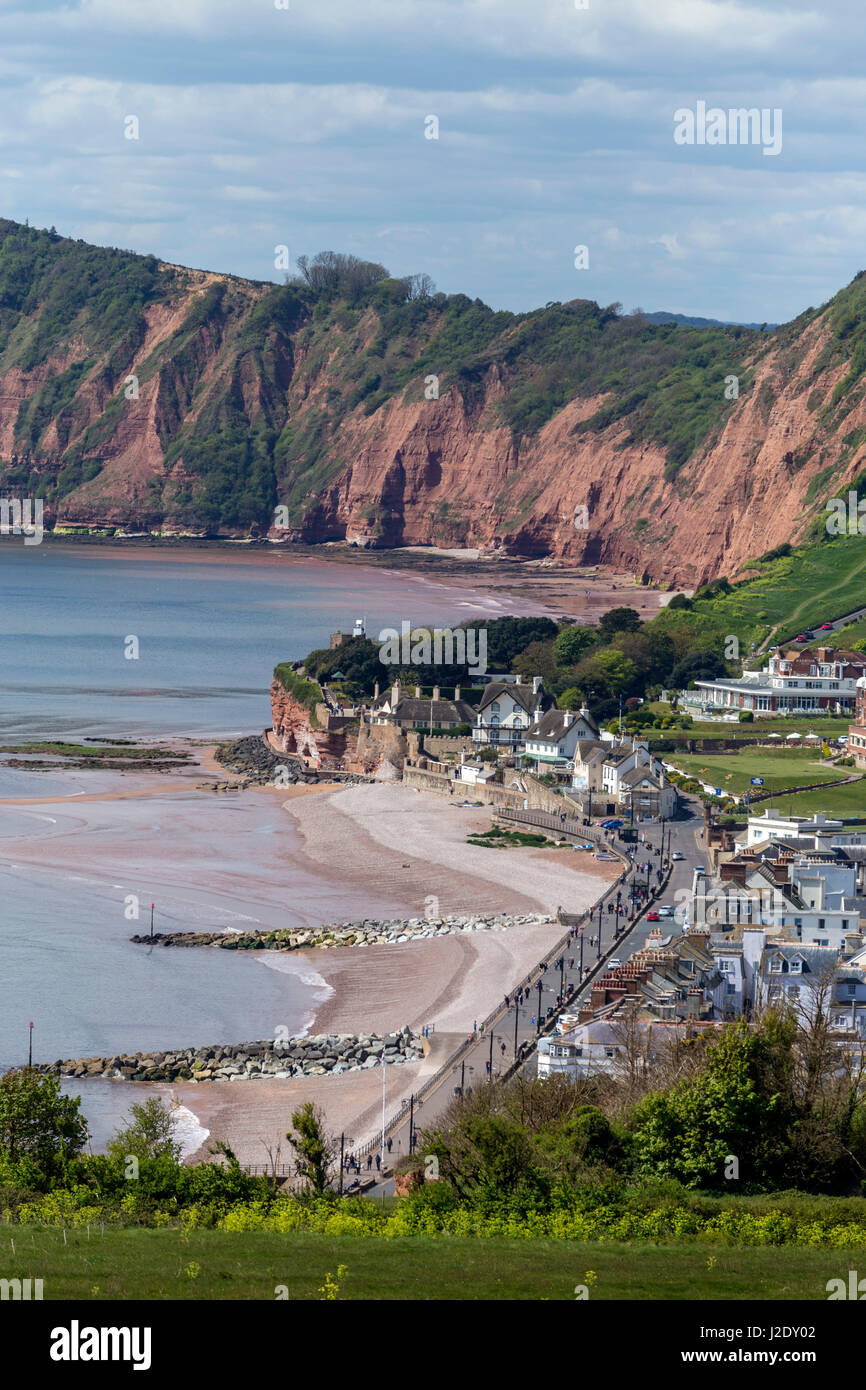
[523,706,599,765]
[741,810,866,851]
[683,646,866,716]
[473,676,548,751]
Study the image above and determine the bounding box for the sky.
[0,0,863,322]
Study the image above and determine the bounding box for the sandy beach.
[0,762,615,1162]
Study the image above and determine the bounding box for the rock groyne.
[131,911,555,952]
[38,1029,424,1083]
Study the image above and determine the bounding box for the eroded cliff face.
[269,681,325,762]
[269,679,406,773]
[6,218,866,586]
[278,316,856,587]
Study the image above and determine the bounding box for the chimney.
[579,703,589,718]
[564,709,573,727]
[374,681,380,701]
[514,674,522,684]
[532,676,543,694]
[454,684,461,701]
[415,685,422,699]
[433,685,440,701]
[392,680,401,707]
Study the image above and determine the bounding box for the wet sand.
[2,764,614,1162]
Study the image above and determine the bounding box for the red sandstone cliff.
[8,219,866,587]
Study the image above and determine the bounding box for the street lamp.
[338,1133,356,1197]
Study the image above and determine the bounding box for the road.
[352,795,709,1197]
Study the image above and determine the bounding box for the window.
[788,984,800,999]
[770,957,784,974]
[849,984,857,997]
[789,958,802,974]
[726,983,736,995]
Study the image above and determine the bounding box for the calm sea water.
[0,543,522,740]
[0,543,521,1146]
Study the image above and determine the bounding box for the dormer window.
[770,956,784,974]
[789,958,802,974]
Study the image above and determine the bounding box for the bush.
[738,710,754,722]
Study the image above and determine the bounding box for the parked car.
[794,634,808,643]
[657,905,675,917]
[646,910,660,921]
[820,622,834,630]
[608,957,622,969]
[671,850,684,861]
[694,866,706,876]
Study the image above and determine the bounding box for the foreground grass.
[0,1227,858,1300]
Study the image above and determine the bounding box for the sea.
[0,543,537,1149]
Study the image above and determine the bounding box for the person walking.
[367,1153,372,1170]
[387,1137,393,1154]
[375,1153,381,1171]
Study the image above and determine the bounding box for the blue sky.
[1,0,863,321]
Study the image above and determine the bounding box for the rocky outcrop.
[270,679,324,761]
[131,911,554,952]
[38,1029,424,1082]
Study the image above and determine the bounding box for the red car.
[794,634,808,643]
[820,623,834,630]
[646,910,660,922]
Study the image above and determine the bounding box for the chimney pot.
[454,684,461,701]
[415,685,421,699]
[433,685,440,701]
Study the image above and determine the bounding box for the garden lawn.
[666,748,841,796]
[0,1227,860,1300]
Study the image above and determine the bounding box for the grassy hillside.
[652,534,866,652]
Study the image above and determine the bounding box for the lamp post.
[338,1133,355,1197]
[488,1029,494,1081]
[536,979,543,1033]
[514,1001,520,1058]
[408,1096,415,1153]
[28,1021,33,1068]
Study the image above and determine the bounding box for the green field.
[0,1226,859,1300]
[668,748,842,795]
[763,780,866,818]
[652,534,866,651]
